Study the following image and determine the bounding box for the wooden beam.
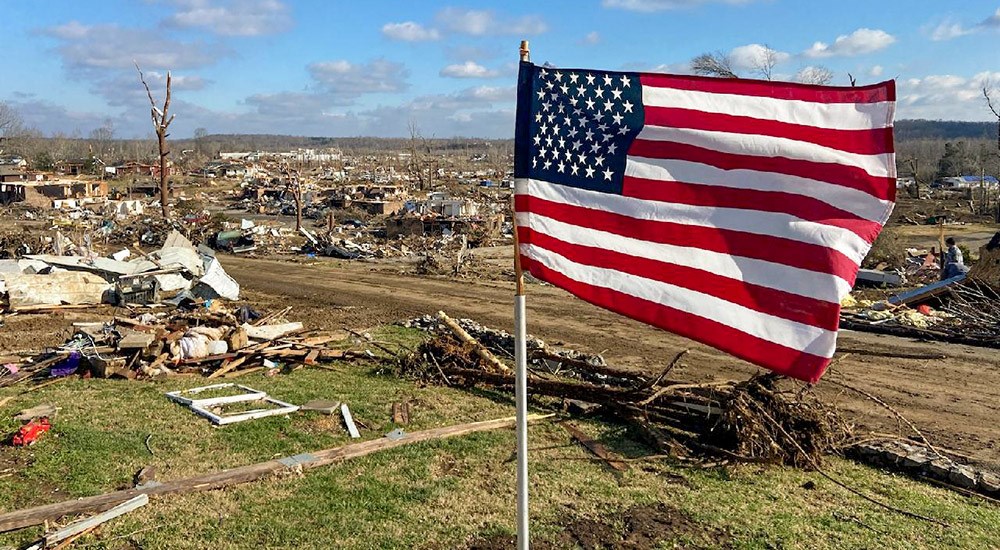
[0,414,553,533]
[561,423,628,472]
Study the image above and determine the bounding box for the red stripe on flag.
[515,194,860,285]
[643,106,894,156]
[519,253,831,383]
[518,226,841,329]
[628,140,897,202]
[639,74,895,104]
[621,176,884,243]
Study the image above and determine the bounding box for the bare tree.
[0,101,23,155]
[407,119,427,190]
[795,66,834,85]
[985,83,1000,160]
[691,51,737,79]
[136,63,175,217]
[752,45,780,81]
[985,83,1000,221]
[0,101,21,138]
[89,118,116,162]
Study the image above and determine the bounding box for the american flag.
[513,62,896,383]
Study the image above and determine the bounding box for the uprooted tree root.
[708,375,845,468]
[398,333,850,467]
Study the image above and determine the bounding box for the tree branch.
[985,86,1000,119]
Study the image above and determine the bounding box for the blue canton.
[516,65,644,194]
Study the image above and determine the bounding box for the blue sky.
[2,0,999,138]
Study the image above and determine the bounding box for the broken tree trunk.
[0,414,552,533]
[437,311,509,373]
[136,63,175,218]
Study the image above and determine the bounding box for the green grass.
[0,329,998,548]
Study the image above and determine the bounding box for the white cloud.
[43,22,223,71]
[602,0,755,11]
[581,31,601,45]
[435,7,547,36]
[47,21,90,40]
[928,8,1000,41]
[869,65,884,77]
[804,28,895,58]
[234,84,515,137]
[897,71,1000,120]
[307,59,409,97]
[163,0,292,36]
[381,21,440,41]
[929,20,974,41]
[440,61,500,79]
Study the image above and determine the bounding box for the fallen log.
[437,311,509,373]
[0,414,553,533]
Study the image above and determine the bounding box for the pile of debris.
[842,275,1000,349]
[0,230,238,312]
[1,305,367,385]
[0,228,57,258]
[98,212,222,249]
[213,218,298,255]
[398,313,846,467]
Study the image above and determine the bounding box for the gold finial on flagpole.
[519,40,530,63]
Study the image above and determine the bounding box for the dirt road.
[227,255,1000,469]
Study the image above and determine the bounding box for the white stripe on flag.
[641,86,893,131]
[522,178,871,265]
[636,125,894,179]
[520,242,838,358]
[624,157,894,224]
[516,211,851,302]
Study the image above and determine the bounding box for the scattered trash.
[10,417,51,446]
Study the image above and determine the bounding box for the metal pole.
[514,293,528,550]
[514,38,531,550]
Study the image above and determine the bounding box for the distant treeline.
[175,134,513,153]
[895,120,996,141]
[184,122,995,150]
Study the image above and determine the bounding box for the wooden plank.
[181,353,239,365]
[261,349,307,358]
[11,304,94,313]
[341,403,361,438]
[0,415,553,533]
[304,350,319,365]
[561,423,628,472]
[207,355,248,379]
[43,495,148,546]
[223,366,264,379]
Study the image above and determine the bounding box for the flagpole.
[514,38,530,550]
